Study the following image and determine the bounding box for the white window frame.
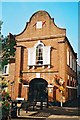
[3,64,9,75]
[72,59,76,72]
[36,44,43,65]
[72,58,74,70]
[67,49,69,66]
[27,41,51,68]
[74,60,76,72]
[68,75,69,80]
[70,52,72,68]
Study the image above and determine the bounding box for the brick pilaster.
[14,46,22,99]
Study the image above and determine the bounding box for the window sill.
[2,73,9,76]
[27,64,50,69]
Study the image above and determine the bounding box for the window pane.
[36,44,43,65]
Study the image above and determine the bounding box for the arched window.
[36,44,43,65]
[27,41,51,69]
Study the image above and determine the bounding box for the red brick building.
[3,10,77,103]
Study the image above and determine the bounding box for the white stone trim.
[36,73,40,78]
[23,85,29,87]
[42,65,45,68]
[32,66,35,69]
[34,40,44,48]
[27,66,30,69]
[16,98,24,100]
[66,86,77,89]
[48,65,51,69]
[48,84,54,88]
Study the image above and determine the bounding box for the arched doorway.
[28,78,48,103]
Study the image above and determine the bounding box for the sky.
[0,1,79,64]
[0,0,79,2]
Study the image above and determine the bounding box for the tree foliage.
[2,35,16,67]
[0,20,16,67]
[0,76,9,88]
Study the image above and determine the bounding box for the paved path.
[11,117,80,120]
[11,106,80,120]
[11,97,80,120]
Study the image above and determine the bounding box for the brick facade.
[3,10,77,103]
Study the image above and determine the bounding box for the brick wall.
[7,10,77,102]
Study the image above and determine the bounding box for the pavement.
[11,106,80,120]
[11,97,80,120]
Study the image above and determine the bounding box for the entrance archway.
[28,78,48,103]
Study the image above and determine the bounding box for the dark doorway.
[28,78,48,102]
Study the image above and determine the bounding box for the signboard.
[59,86,64,91]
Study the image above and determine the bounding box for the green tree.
[0,20,16,68]
[2,35,16,67]
[3,37,16,70]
